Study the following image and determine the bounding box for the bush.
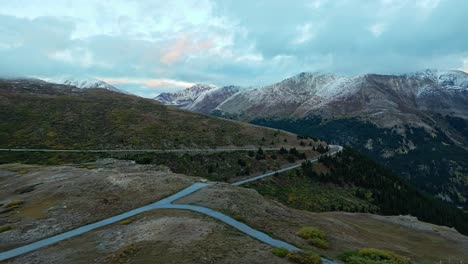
[339,248,409,264]
[296,227,326,240]
[279,147,288,155]
[6,200,24,208]
[287,251,322,264]
[309,237,330,249]
[0,224,14,233]
[256,147,266,160]
[238,159,247,166]
[272,247,289,257]
[119,219,132,225]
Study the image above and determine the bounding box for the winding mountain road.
[232,145,343,186]
[0,145,342,262]
[0,146,318,153]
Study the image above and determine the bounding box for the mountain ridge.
[155,84,240,113]
[45,76,132,95]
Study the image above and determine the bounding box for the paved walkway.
[1,146,343,262]
[0,183,302,261]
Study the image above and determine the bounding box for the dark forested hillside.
[251,116,468,209]
[249,148,468,236]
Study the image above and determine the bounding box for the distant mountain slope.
[154,84,240,113]
[154,84,216,109]
[190,86,240,113]
[0,79,298,149]
[217,70,468,127]
[47,76,132,95]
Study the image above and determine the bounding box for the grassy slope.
[0,80,299,149]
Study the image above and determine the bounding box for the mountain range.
[157,69,468,130]
[154,69,468,209]
[154,84,240,112]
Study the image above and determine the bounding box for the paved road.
[232,145,343,186]
[0,146,342,262]
[0,147,316,153]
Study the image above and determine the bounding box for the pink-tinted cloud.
[160,36,213,65]
[101,77,194,88]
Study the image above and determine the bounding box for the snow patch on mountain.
[46,76,132,95]
[216,69,468,124]
[154,84,217,109]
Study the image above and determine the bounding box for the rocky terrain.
[1,161,467,263]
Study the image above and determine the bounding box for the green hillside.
[0,79,298,149]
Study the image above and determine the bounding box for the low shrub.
[272,247,289,257]
[0,224,14,233]
[309,237,330,249]
[339,248,410,264]
[287,251,322,264]
[119,219,132,225]
[296,227,326,240]
[5,200,24,208]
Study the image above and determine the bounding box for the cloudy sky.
[1,0,467,97]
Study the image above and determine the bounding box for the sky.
[0,0,467,97]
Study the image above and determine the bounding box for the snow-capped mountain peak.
[154,84,217,109]
[45,76,131,95]
[406,69,468,89]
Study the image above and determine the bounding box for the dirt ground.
[0,160,197,251]
[177,183,468,263]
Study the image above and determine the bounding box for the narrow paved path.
[0,183,300,261]
[0,146,342,262]
[162,204,300,251]
[0,184,208,261]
